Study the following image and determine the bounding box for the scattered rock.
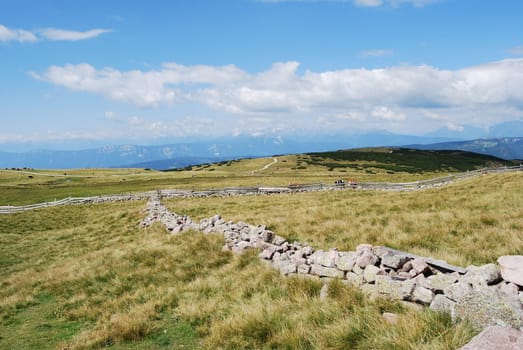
[336,252,357,271]
[374,275,414,301]
[311,264,344,278]
[444,281,473,303]
[363,265,380,283]
[498,256,523,287]
[356,249,379,268]
[464,264,502,287]
[142,197,523,337]
[454,288,523,330]
[320,284,329,301]
[412,286,434,305]
[344,272,364,287]
[420,273,459,292]
[410,258,431,277]
[459,326,523,350]
[429,294,456,313]
[382,312,398,325]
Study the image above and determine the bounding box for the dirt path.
[250,157,278,175]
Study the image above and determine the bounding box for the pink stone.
[498,256,523,287]
[459,326,523,350]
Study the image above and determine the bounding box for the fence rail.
[1,165,521,214]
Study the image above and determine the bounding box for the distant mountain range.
[408,137,523,161]
[0,133,522,170]
[0,133,453,169]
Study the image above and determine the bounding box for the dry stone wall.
[2,165,522,214]
[140,196,523,333]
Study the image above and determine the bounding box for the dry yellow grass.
[2,169,521,348]
[165,172,523,266]
[1,197,478,349]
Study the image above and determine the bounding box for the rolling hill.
[408,137,523,160]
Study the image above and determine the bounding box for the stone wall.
[140,196,523,333]
[2,165,522,214]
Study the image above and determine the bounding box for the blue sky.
[1,0,523,149]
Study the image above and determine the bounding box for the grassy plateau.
[1,148,521,349]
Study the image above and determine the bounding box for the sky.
[1,0,523,150]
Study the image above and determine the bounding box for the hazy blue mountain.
[124,156,239,170]
[408,137,523,160]
[2,132,522,169]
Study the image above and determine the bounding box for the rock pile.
[140,196,198,234]
[141,197,523,332]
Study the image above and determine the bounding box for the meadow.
[1,150,521,349]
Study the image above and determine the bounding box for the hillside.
[0,148,515,206]
[1,148,523,348]
[304,147,516,173]
[408,137,523,160]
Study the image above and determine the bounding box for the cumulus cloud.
[0,24,37,42]
[31,58,523,135]
[371,106,405,121]
[39,28,111,41]
[33,59,523,113]
[0,23,110,43]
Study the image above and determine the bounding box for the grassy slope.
[1,151,520,349]
[0,148,514,206]
[0,201,475,349]
[305,148,515,173]
[165,172,523,266]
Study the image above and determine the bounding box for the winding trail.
[249,157,278,175]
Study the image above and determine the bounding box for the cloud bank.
[33,59,523,111]
[31,58,523,136]
[0,24,110,43]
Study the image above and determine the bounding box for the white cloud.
[0,24,37,43]
[32,58,523,135]
[39,28,111,41]
[0,23,110,43]
[258,0,439,7]
[445,122,464,132]
[33,59,523,111]
[354,0,383,7]
[371,106,406,121]
[360,49,394,57]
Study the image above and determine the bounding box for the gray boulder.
[372,246,410,269]
[444,281,473,303]
[344,272,364,287]
[420,273,459,292]
[412,286,434,305]
[374,275,414,301]
[429,294,456,313]
[278,260,298,275]
[336,252,357,271]
[311,264,344,278]
[464,264,502,287]
[363,265,380,283]
[454,288,523,330]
